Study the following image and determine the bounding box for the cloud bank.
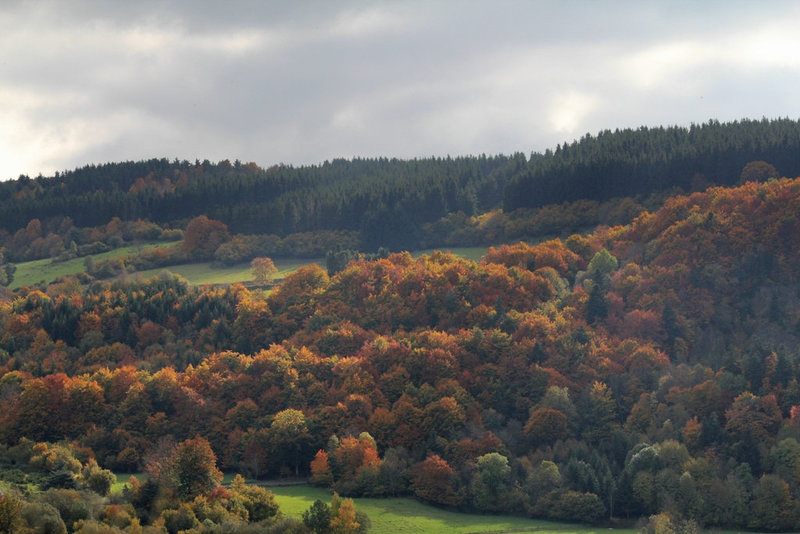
[2,0,799,180]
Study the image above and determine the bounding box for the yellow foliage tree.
[251,257,278,285]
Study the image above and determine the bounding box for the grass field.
[266,484,636,534]
[110,472,145,495]
[132,257,324,286]
[11,246,490,289]
[101,474,763,534]
[9,241,169,289]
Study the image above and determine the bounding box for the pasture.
[11,246,489,288]
[267,484,636,534]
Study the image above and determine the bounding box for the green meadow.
[11,246,489,289]
[9,241,168,289]
[267,484,636,534]
[132,257,323,286]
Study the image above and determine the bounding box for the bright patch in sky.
[550,91,599,134]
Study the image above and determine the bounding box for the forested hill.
[505,117,800,209]
[2,117,799,253]
[0,155,526,251]
[4,178,800,530]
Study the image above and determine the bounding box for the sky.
[2,0,800,181]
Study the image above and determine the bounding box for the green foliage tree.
[525,460,562,503]
[0,490,23,533]
[0,249,14,287]
[160,503,199,534]
[302,499,331,534]
[229,474,280,522]
[269,408,311,476]
[750,474,796,531]
[38,488,94,533]
[80,459,116,496]
[168,437,223,500]
[505,118,800,211]
[471,452,511,512]
[20,501,67,534]
[326,248,360,276]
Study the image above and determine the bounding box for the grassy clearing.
[104,475,757,533]
[133,247,488,286]
[266,484,636,534]
[110,472,146,496]
[10,245,490,289]
[10,241,170,289]
[132,257,323,286]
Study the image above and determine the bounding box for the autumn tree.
[524,407,568,447]
[183,215,230,259]
[161,503,199,533]
[740,160,779,183]
[726,392,783,469]
[310,450,334,487]
[328,433,382,495]
[412,455,460,506]
[251,256,278,285]
[329,492,369,534]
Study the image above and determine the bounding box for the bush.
[81,460,116,496]
[73,519,126,533]
[21,501,67,534]
[0,491,24,533]
[160,503,199,534]
[39,489,96,532]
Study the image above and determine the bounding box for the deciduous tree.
[183,216,230,259]
[169,436,223,500]
[251,257,278,285]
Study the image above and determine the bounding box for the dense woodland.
[505,117,800,210]
[2,118,798,257]
[2,120,800,532]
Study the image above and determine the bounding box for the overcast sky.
[2,1,800,180]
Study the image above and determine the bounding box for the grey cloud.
[2,1,800,179]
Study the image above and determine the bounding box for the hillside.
[2,177,800,530]
[0,155,521,252]
[504,117,800,210]
[1,118,799,263]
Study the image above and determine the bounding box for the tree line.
[0,155,522,252]
[0,436,368,533]
[2,118,799,259]
[505,117,800,210]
